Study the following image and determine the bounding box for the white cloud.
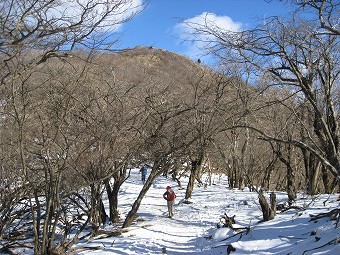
[173,12,243,61]
[181,12,242,34]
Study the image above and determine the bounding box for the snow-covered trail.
[76,170,250,255]
[74,169,340,255]
[80,170,264,255]
[117,175,217,254]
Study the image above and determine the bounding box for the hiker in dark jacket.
[163,186,176,218]
[139,165,147,184]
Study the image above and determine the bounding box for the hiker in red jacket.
[163,186,176,218]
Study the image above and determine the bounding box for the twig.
[301,237,340,255]
[0,242,33,255]
[309,208,340,221]
[211,228,249,248]
[231,226,250,232]
[71,245,104,254]
[279,205,304,213]
[279,235,307,240]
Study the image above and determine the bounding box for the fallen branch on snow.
[211,228,251,248]
[0,242,33,255]
[277,205,305,213]
[218,213,251,233]
[93,229,122,239]
[68,245,104,254]
[279,235,307,240]
[301,237,340,255]
[309,208,340,228]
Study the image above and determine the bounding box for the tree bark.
[302,149,321,195]
[321,166,338,194]
[123,162,164,228]
[185,152,205,200]
[258,190,276,221]
[261,155,278,190]
[185,160,199,200]
[90,183,107,230]
[105,180,120,224]
[275,143,297,205]
[104,167,129,224]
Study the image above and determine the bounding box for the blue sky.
[118,0,291,63]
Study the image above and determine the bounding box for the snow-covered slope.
[71,169,339,255]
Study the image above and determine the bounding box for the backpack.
[168,191,176,201]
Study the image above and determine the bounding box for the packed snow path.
[75,171,254,254]
[109,173,233,254]
[74,169,340,255]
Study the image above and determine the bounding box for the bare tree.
[0,0,143,87]
[0,49,141,254]
[187,0,339,180]
[0,2,144,252]
[294,0,340,35]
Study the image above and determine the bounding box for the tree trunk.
[309,161,321,195]
[258,190,276,221]
[228,162,235,189]
[239,126,250,190]
[90,183,107,230]
[185,152,204,200]
[229,130,239,189]
[123,162,164,228]
[321,166,338,194]
[261,155,278,190]
[30,192,41,255]
[104,167,129,224]
[286,163,296,205]
[185,160,199,200]
[302,149,321,195]
[275,143,297,205]
[105,180,120,224]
